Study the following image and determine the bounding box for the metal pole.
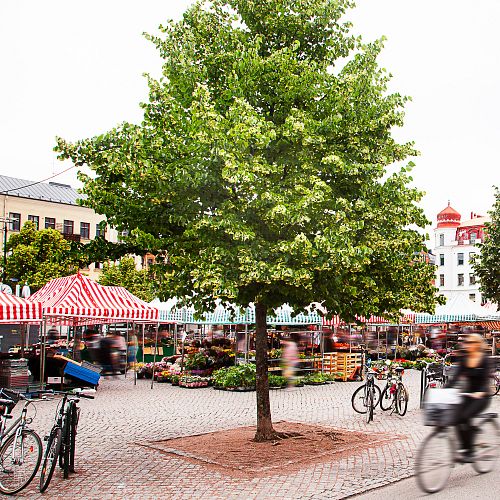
[39,319,46,391]
[124,321,129,378]
[244,323,248,363]
[142,324,145,363]
[173,323,177,354]
[151,323,159,389]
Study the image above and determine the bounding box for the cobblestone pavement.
[10,370,500,499]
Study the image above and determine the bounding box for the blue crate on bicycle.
[423,388,460,426]
[63,362,100,386]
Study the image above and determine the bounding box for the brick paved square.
[144,421,403,478]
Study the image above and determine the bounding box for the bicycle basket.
[423,388,460,427]
[426,363,444,378]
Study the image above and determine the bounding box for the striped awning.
[0,292,42,323]
[29,273,159,325]
[158,305,322,325]
[322,312,416,327]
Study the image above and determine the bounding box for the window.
[45,217,56,229]
[118,230,129,243]
[27,215,39,230]
[80,222,90,239]
[469,293,476,302]
[63,220,74,235]
[458,274,464,286]
[439,234,444,246]
[95,223,105,237]
[469,252,476,263]
[8,213,21,231]
[469,273,476,285]
[439,254,445,266]
[457,253,464,266]
[439,274,445,287]
[470,232,477,244]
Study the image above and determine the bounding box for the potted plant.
[268,374,287,389]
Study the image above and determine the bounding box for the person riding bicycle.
[446,333,493,462]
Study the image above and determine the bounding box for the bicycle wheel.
[351,384,381,414]
[472,418,499,474]
[39,427,62,493]
[380,384,395,411]
[59,411,71,479]
[0,429,42,495]
[365,387,374,423]
[69,403,80,473]
[396,383,408,416]
[415,428,454,493]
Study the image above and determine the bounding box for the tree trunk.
[254,302,276,442]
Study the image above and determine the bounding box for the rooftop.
[459,216,490,228]
[0,174,83,205]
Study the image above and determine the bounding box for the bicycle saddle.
[478,412,498,419]
[395,367,404,373]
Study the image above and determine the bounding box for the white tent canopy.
[415,293,495,323]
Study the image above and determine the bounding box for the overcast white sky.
[1,0,499,234]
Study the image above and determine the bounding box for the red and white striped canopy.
[0,292,42,323]
[28,273,159,325]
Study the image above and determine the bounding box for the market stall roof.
[415,293,492,324]
[28,273,159,325]
[0,291,42,323]
[152,300,323,325]
[322,312,415,327]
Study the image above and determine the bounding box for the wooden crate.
[322,352,362,381]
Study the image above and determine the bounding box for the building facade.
[433,202,489,304]
[0,174,118,280]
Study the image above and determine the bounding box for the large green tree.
[473,187,500,304]
[98,256,156,302]
[57,0,440,440]
[5,221,83,290]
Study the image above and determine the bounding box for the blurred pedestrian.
[282,332,299,387]
[447,333,492,462]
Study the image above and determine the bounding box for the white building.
[433,203,489,304]
[0,174,119,279]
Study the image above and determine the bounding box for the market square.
[1,0,500,498]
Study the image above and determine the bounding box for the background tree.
[5,221,83,290]
[56,0,440,440]
[98,256,156,302]
[473,187,500,304]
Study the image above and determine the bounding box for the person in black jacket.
[448,333,492,462]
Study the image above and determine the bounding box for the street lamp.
[0,217,15,283]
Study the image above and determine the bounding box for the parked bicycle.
[39,389,94,493]
[421,353,454,402]
[351,366,381,423]
[490,367,500,396]
[0,388,43,495]
[416,389,499,493]
[380,364,409,416]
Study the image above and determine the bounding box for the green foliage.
[184,351,211,370]
[56,0,439,321]
[98,257,156,302]
[473,187,500,305]
[4,222,83,290]
[268,374,287,388]
[302,372,330,384]
[212,363,256,388]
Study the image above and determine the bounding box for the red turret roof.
[436,202,461,228]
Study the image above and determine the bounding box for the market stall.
[0,291,43,390]
[28,273,160,388]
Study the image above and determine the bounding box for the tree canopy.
[56,0,441,439]
[473,187,500,305]
[98,257,156,302]
[5,221,83,290]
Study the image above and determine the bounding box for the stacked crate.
[322,352,362,381]
[0,359,29,391]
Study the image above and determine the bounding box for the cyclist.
[446,333,492,462]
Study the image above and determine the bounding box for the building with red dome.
[434,203,490,304]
